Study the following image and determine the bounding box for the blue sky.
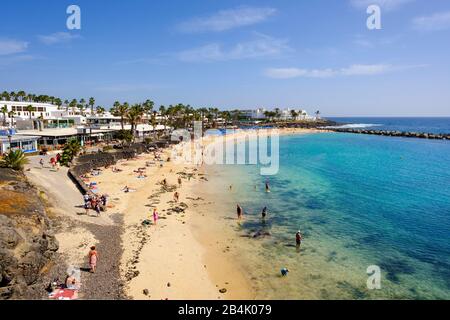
[1,0,450,116]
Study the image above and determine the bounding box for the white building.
[239,108,313,121]
[0,101,59,126]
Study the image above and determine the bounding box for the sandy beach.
[25,127,321,300]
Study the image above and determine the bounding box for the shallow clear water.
[205,133,450,299]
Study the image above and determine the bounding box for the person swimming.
[261,207,268,219]
[265,180,270,193]
[296,231,303,246]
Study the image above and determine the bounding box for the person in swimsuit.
[296,231,303,247]
[174,192,179,202]
[237,204,243,220]
[178,177,182,187]
[261,207,268,220]
[265,180,270,193]
[153,208,159,225]
[88,246,98,273]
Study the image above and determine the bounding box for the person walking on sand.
[174,191,179,203]
[88,246,98,273]
[153,208,159,225]
[39,158,44,168]
[178,177,182,187]
[237,204,243,220]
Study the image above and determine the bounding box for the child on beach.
[88,246,98,273]
[153,208,159,225]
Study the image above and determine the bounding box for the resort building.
[239,108,313,121]
[0,129,39,155]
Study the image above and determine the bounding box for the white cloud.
[412,11,450,31]
[178,6,277,33]
[38,32,81,45]
[0,39,28,55]
[350,0,413,11]
[341,64,391,75]
[177,34,291,62]
[265,64,425,79]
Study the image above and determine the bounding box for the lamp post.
[7,134,12,151]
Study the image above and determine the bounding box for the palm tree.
[69,99,77,114]
[142,99,154,124]
[126,104,144,139]
[112,102,129,130]
[1,105,8,127]
[1,91,10,101]
[150,111,158,140]
[159,105,167,135]
[1,150,29,170]
[290,110,299,121]
[231,109,242,126]
[60,139,82,166]
[8,110,15,127]
[77,103,85,116]
[89,97,95,115]
[315,110,321,120]
[79,98,86,115]
[54,98,63,110]
[25,105,35,129]
[64,100,70,112]
[96,106,105,116]
[17,91,26,102]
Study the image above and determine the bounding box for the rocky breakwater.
[0,168,59,299]
[330,128,450,140]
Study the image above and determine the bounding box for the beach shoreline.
[24,127,322,300]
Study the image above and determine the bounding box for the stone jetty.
[327,128,450,140]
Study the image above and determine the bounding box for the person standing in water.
[265,180,270,193]
[296,231,303,247]
[261,207,268,220]
[236,204,243,220]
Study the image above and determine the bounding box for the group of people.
[235,180,303,249]
[84,193,108,216]
[39,153,62,171]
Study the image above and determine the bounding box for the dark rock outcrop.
[327,128,450,141]
[0,168,59,300]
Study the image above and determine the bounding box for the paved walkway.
[24,153,116,226]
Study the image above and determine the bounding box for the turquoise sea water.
[206,133,450,299]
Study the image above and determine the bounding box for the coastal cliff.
[0,168,60,299]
